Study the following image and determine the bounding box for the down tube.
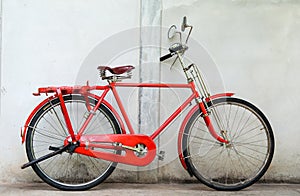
[150,93,196,140]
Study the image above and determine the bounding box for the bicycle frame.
[21,79,233,167]
[112,82,198,139]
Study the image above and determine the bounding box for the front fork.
[198,100,229,144]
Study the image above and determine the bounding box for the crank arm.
[21,143,71,169]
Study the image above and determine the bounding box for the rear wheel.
[25,94,121,191]
[182,97,274,191]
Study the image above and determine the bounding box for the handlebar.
[160,17,192,63]
[160,53,174,62]
[160,43,188,62]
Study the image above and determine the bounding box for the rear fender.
[21,95,55,144]
[177,93,234,171]
[21,93,126,144]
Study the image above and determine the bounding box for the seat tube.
[77,88,110,137]
[56,88,76,141]
[111,83,135,134]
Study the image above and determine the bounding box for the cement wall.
[0,0,299,183]
[162,0,300,182]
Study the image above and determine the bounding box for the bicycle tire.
[182,97,274,191]
[25,94,122,191]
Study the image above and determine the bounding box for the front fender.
[177,92,234,171]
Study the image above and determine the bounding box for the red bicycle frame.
[112,82,198,139]
[21,80,233,167]
[115,82,230,143]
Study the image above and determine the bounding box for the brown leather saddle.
[97,65,135,75]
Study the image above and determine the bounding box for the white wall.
[1,0,300,183]
[0,0,140,182]
[163,0,300,182]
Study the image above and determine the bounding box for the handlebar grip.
[160,53,173,62]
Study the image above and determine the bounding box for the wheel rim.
[27,96,118,188]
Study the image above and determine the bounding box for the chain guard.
[69,134,156,166]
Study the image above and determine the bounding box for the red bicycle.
[21,17,274,191]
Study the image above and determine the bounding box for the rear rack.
[32,84,100,96]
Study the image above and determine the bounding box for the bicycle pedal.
[157,151,165,161]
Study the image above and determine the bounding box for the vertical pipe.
[139,0,162,181]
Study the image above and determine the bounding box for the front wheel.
[182,97,275,191]
[25,94,122,191]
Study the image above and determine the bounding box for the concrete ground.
[0,183,300,196]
